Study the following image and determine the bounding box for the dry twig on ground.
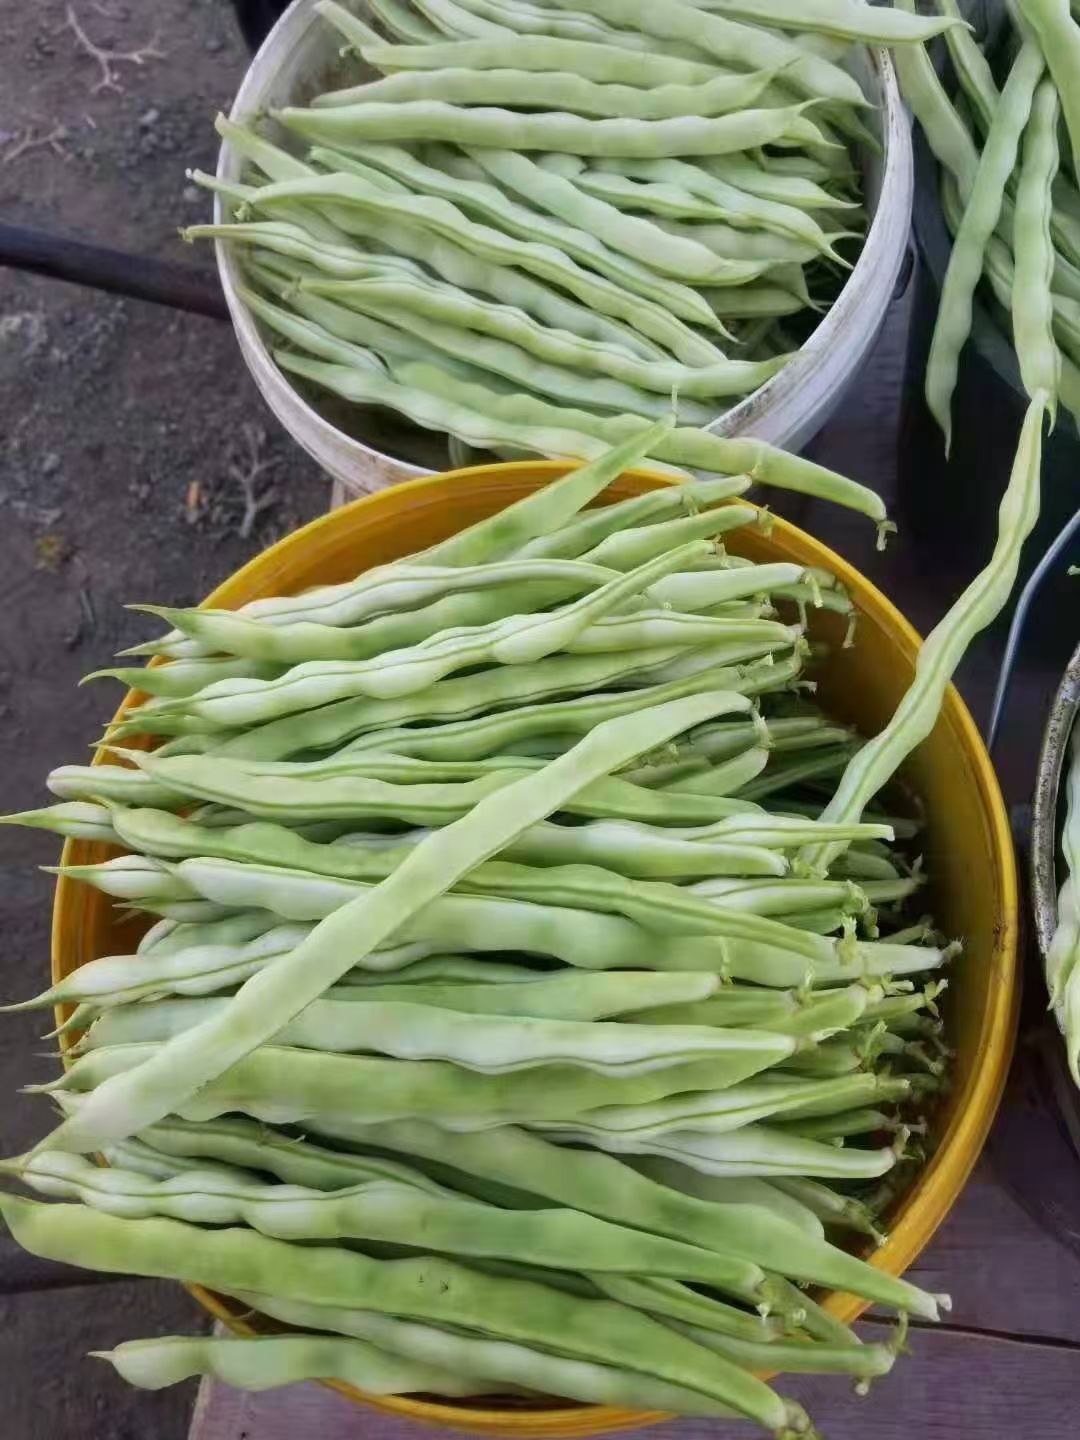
[64,4,164,94]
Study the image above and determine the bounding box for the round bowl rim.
[52,460,1018,1435]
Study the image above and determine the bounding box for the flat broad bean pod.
[349,34,720,86]
[590,1273,788,1343]
[770,1175,888,1243]
[267,350,657,493]
[367,0,442,42]
[120,756,767,828]
[85,656,283,699]
[539,1072,901,1142]
[94,1107,468,1195]
[1013,0,1080,181]
[130,547,765,672]
[124,640,695,751]
[137,414,675,659]
[314,64,779,121]
[138,574,613,666]
[633,983,869,1032]
[6,924,314,1020]
[252,259,708,423]
[43,1043,797,1131]
[626,1159,824,1237]
[562,1121,898,1180]
[92,1332,494,1398]
[279,99,833,159]
[672,1318,896,1382]
[137,910,278,956]
[93,801,781,910]
[306,970,720,1020]
[203,165,669,366]
[1011,78,1062,416]
[496,820,788,879]
[1,800,120,845]
[515,483,764,562]
[685,0,959,43]
[76,996,793,1078]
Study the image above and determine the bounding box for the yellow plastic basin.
[51,463,1018,1436]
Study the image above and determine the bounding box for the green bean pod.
[92,1332,493,1398]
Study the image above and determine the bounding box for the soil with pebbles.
[0,4,320,1436]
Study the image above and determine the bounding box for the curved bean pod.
[45,1043,796,1128]
[1012,0,1080,181]
[279,100,831,160]
[925,42,1044,447]
[351,35,720,86]
[800,392,1048,876]
[314,64,777,121]
[260,238,729,399]
[210,119,672,361]
[685,0,959,44]
[1012,78,1062,418]
[378,366,892,528]
[79,996,789,1077]
[92,1332,491,1398]
[561,1121,897,1180]
[0,800,119,845]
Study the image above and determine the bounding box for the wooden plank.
[904,1159,1080,1342]
[189,1324,1080,1440]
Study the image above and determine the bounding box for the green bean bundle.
[176,0,972,524]
[1,435,968,1435]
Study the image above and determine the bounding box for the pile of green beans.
[178,0,964,525]
[894,0,1080,435]
[1,434,964,1435]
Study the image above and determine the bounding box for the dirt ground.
[0,3,322,1436]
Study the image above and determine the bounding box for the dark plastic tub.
[898,129,1079,655]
